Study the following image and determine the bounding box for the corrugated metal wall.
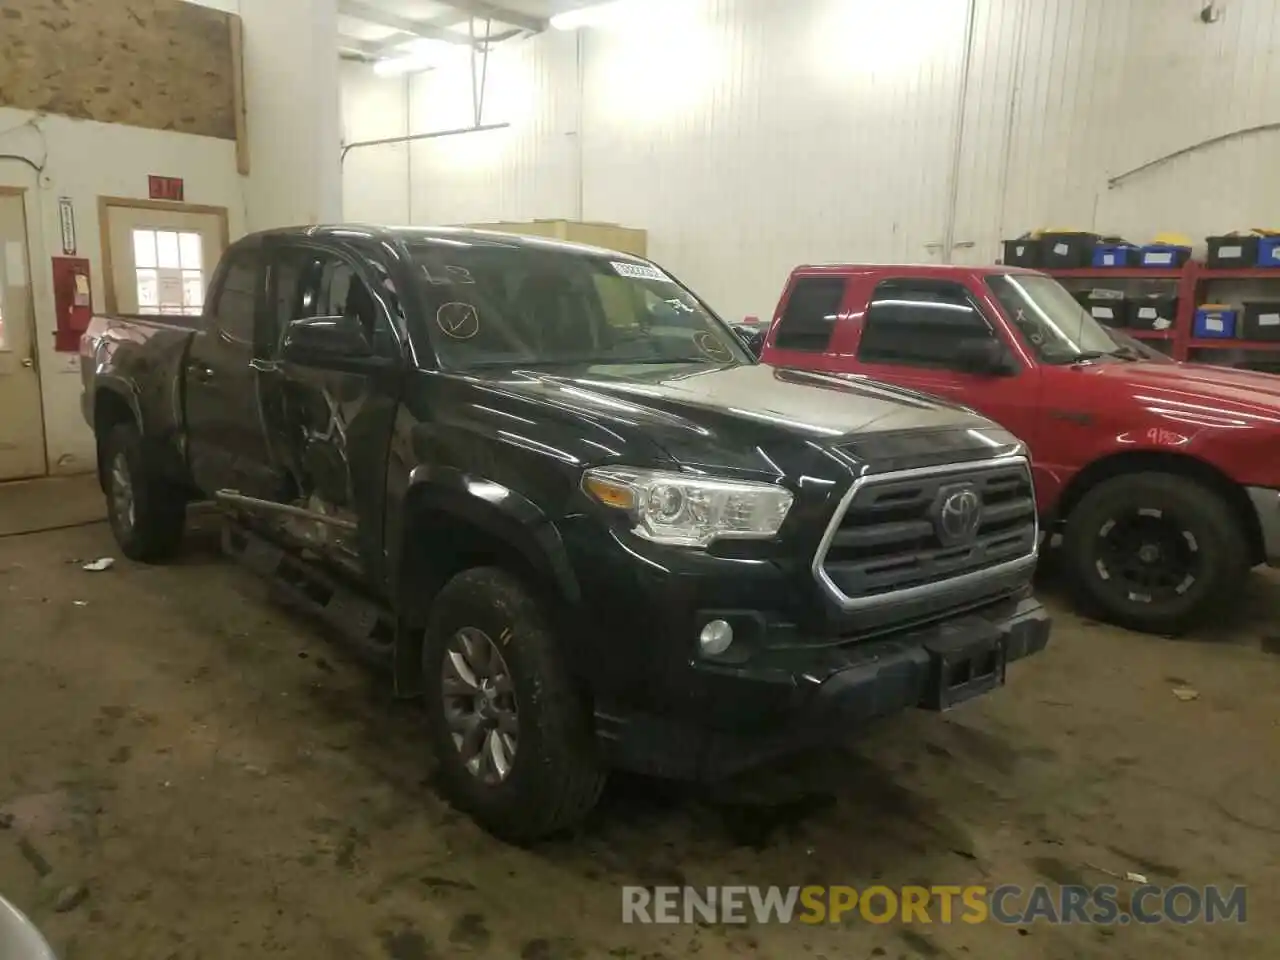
[342,0,1280,321]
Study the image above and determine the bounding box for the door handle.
[249,358,280,374]
[21,357,33,368]
[192,363,215,382]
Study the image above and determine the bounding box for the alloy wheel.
[111,452,136,532]
[441,627,520,784]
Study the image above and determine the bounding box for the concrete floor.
[1,478,1278,959]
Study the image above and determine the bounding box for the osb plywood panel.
[0,0,235,139]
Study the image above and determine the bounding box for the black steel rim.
[1094,508,1202,605]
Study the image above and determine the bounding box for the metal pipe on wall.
[940,0,978,264]
[339,123,511,164]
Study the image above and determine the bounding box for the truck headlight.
[582,467,793,547]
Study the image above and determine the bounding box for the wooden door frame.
[0,183,50,478]
[98,196,231,314]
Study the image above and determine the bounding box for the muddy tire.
[1062,472,1247,634]
[422,567,605,842]
[102,423,186,562]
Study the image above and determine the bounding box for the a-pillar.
[240,0,342,228]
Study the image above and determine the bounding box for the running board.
[221,520,395,666]
[215,490,358,530]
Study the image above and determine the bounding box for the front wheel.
[102,423,186,562]
[1061,472,1248,634]
[422,567,605,842]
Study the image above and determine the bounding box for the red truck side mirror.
[956,338,1016,376]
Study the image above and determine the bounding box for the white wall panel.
[342,0,1280,321]
[581,0,970,320]
[341,61,412,224]
[405,30,580,225]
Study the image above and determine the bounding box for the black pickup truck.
[81,226,1051,840]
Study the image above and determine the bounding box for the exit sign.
[148,175,185,202]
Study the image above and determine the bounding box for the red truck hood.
[1080,360,1280,421]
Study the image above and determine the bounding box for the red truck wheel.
[1061,471,1248,634]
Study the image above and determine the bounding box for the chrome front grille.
[814,456,1038,610]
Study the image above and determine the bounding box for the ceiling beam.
[338,33,382,56]
[338,0,470,44]
[428,0,547,33]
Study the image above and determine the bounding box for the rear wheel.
[1062,472,1248,634]
[102,423,186,562]
[422,567,605,842]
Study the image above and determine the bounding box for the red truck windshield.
[987,274,1128,364]
[407,242,747,370]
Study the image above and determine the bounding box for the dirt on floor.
[0,481,1277,960]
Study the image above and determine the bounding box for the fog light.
[699,619,734,655]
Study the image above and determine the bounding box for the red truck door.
[843,276,1041,449]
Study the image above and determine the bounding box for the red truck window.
[773,277,846,352]
[857,279,996,369]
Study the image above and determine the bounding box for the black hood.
[460,361,1019,478]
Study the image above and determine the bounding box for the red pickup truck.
[760,264,1280,634]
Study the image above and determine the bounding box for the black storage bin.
[1040,232,1100,269]
[1207,235,1260,269]
[1241,301,1280,341]
[1002,238,1042,267]
[1083,294,1129,328]
[1129,297,1178,332]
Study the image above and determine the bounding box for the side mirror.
[732,324,765,358]
[955,338,1015,376]
[281,314,373,365]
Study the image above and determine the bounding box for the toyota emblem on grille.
[934,483,983,546]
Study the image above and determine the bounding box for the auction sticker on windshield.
[612,261,672,283]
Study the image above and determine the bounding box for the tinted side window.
[773,277,846,352]
[212,254,258,343]
[280,250,400,358]
[858,281,992,368]
[266,250,309,352]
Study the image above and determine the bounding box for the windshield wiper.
[1069,347,1139,364]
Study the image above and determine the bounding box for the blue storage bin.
[1138,244,1192,268]
[1256,237,1280,268]
[1193,307,1238,339]
[1092,244,1139,267]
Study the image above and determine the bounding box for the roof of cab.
[242,224,647,262]
[790,263,1042,278]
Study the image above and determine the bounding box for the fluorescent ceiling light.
[550,0,635,30]
[373,38,456,76]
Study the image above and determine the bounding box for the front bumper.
[1246,486,1280,564]
[591,593,1051,781]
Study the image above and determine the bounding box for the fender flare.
[396,464,581,608]
[388,466,581,698]
[90,377,143,432]
[89,379,144,485]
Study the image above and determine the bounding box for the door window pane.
[773,277,846,352]
[156,231,181,269]
[182,270,204,312]
[133,229,157,269]
[158,270,184,313]
[858,280,993,368]
[178,232,203,270]
[136,268,159,310]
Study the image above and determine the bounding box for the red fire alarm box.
[52,256,93,352]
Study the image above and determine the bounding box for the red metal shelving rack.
[1041,261,1280,362]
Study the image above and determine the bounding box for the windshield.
[987,273,1128,364]
[406,240,748,370]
